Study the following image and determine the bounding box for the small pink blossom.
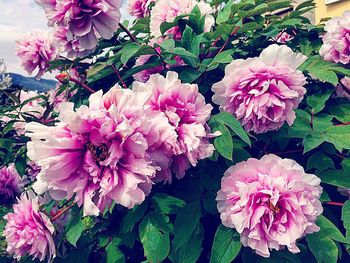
[3,192,56,261]
[127,0,156,18]
[274,31,294,43]
[335,76,350,99]
[212,44,307,134]
[217,154,323,258]
[320,10,350,64]
[26,87,158,216]
[35,0,123,50]
[133,71,214,182]
[150,0,214,39]
[0,164,22,202]
[16,31,58,79]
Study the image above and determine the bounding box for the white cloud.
[0,0,132,79]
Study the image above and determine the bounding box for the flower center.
[87,143,109,162]
[268,201,280,214]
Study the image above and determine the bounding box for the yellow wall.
[315,0,350,23]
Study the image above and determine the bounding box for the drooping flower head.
[217,154,323,258]
[0,164,22,203]
[212,44,307,134]
[15,31,58,79]
[127,0,156,18]
[26,87,159,216]
[133,71,214,182]
[3,192,56,261]
[320,10,350,64]
[150,0,214,39]
[35,0,123,50]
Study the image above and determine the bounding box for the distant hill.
[9,73,56,92]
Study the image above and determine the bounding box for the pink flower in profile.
[320,11,350,64]
[35,0,123,50]
[217,154,323,258]
[212,44,307,134]
[3,192,56,261]
[150,0,214,39]
[133,71,214,182]
[335,76,350,99]
[0,164,22,203]
[53,26,94,58]
[26,87,159,216]
[127,0,156,18]
[16,31,58,79]
[274,31,294,43]
[133,38,184,82]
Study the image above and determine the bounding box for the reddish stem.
[335,122,350,126]
[111,65,127,89]
[326,201,344,207]
[69,77,95,93]
[51,203,75,222]
[217,26,240,55]
[118,23,137,43]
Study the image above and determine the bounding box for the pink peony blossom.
[133,71,214,182]
[0,164,22,202]
[26,87,160,216]
[320,10,350,64]
[133,38,184,82]
[274,31,294,43]
[35,0,123,50]
[212,44,307,134]
[3,192,56,261]
[127,0,156,18]
[16,31,58,79]
[335,76,350,99]
[53,26,94,58]
[217,154,323,258]
[150,0,214,39]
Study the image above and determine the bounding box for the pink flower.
[0,164,22,203]
[26,87,158,216]
[335,76,350,99]
[274,31,294,43]
[217,154,323,258]
[36,0,123,50]
[133,71,214,182]
[16,31,58,79]
[320,11,350,64]
[127,0,156,18]
[53,26,94,58]
[212,44,307,134]
[3,192,56,261]
[133,38,184,82]
[150,0,214,39]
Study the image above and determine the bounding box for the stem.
[118,23,137,43]
[217,26,240,55]
[326,201,344,207]
[69,77,95,93]
[152,47,167,71]
[111,65,127,89]
[273,149,304,155]
[51,203,75,222]
[335,122,350,126]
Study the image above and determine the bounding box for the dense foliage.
[1,0,350,262]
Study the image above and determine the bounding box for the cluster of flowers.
[320,11,350,98]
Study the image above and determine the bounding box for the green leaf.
[210,112,251,146]
[207,50,233,70]
[316,215,347,243]
[307,90,333,114]
[307,234,338,263]
[66,213,84,247]
[173,201,201,250]
[210,224,241,263]
[106,238,125,263]
[120,200,149,233]
[307,152,334,172]
[213,124,233,160]
[15,157,27,176]
[216,0,234,24]
[329,104,350,123]
[139,212,170,262]
[342,200,350,240]
[152,193,186,214]
[119,43,141,65]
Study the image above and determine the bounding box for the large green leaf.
[152,193,185,214]
[210,224,241,263]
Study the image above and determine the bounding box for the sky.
[0,0,130,79]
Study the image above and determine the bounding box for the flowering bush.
[2,0,350,262]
